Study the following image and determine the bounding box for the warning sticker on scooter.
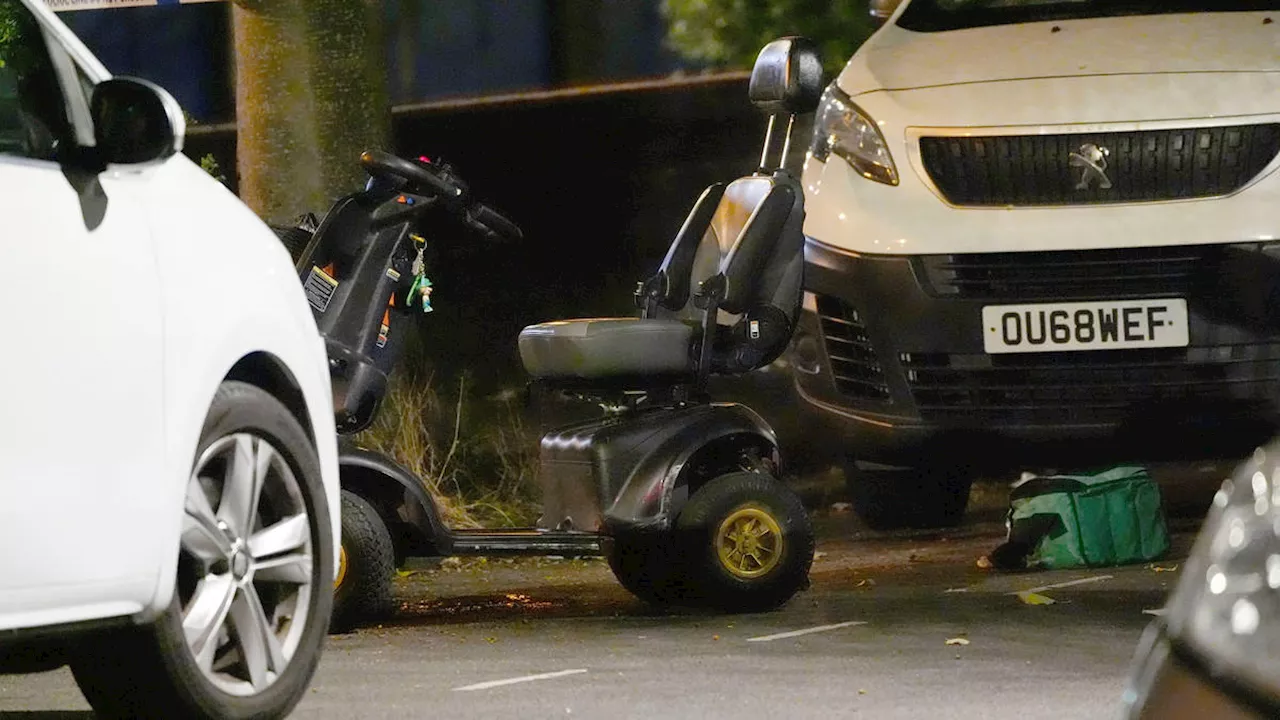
[304,266,338,312]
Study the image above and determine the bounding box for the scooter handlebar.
[469,203,523,242]
[362,149,521,241]
[360,149,461,199]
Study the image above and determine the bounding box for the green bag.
[1000,465,1170,570]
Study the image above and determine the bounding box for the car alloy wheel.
[180,432,315,695]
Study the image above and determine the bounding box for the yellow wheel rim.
[715,505,784,579]
[334,546,348,590]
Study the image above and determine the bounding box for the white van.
[792,0,1280,528]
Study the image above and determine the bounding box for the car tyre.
[330,490,396,633]
[674,472,814,613]
[69,381,333,720]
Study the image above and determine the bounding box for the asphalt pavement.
[0,466,1222,720]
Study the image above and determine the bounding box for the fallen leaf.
[858,689,867,695]
[945,637,970,646]
[831,502,853,513]
[712,635,720,641]
[976,556,993,570]
[1017,592,1056,606]
[1148,564,1179,573]
[814,551,829,560]
[854,578,876,589]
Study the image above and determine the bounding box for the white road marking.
[1143,608,1167,617]
[453,668,588,692]
[746,620,867,643]
[1010,575,1114,596]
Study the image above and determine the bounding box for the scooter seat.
[518,318,695,380]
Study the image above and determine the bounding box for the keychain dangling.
[408,274,434,313]
[406,233,434,313]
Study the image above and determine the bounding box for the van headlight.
[1163,443,1280,705]
[809,84,898,186]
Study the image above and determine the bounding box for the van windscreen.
[897,0,1280,31]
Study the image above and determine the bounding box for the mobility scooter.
[280,37,825,631]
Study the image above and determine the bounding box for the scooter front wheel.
[674,472,814,613]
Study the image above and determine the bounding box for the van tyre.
[842,457,971,530]
[330,490,396,633]
[69,381,333,720]
[674,472,814,613]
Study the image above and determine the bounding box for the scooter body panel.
[538,402,779,533]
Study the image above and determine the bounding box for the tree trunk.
[304,0,391,201]
[231,0,389,225]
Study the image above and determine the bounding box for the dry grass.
[355,367,541,529]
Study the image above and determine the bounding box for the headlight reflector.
[809,85,899,186]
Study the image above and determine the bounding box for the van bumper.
[791,236,1280,469]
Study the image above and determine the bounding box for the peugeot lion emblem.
[1069,143,1112,190]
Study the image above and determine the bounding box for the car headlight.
[1164,442,1280,704]
[808,84,899,186]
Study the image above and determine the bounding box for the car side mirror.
[870,0,903,27]
[748,36,823,117]
[90,77,185,166]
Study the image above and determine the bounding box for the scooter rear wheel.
[330,490,396,633]
[674,471,814,613]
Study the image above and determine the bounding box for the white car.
[792,0,1280,529]
[0,2,340,718]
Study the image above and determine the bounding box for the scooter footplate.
[446,529,602,557]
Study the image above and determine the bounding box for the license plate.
[982,299,1189,354]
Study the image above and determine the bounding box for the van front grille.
[815,295,892,403]
[919,124,1280,207]
[901,345,1280,425]
[917,246,1220,301]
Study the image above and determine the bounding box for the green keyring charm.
[407,273,434,313]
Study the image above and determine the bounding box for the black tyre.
[842,457,972,531]
[604,530,684,606]
[673,472,814,613]
[69,381,334,720]
[329,490,396,633]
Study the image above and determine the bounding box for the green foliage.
[660,0,875,74]
[199,153,228,186]
[356,329,541,529]
[0,0,37,72]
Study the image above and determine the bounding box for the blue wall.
[56,1,691,122]
[58,4,231,121]
[386,1,551,104]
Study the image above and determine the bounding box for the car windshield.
[897,0,1280,31]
